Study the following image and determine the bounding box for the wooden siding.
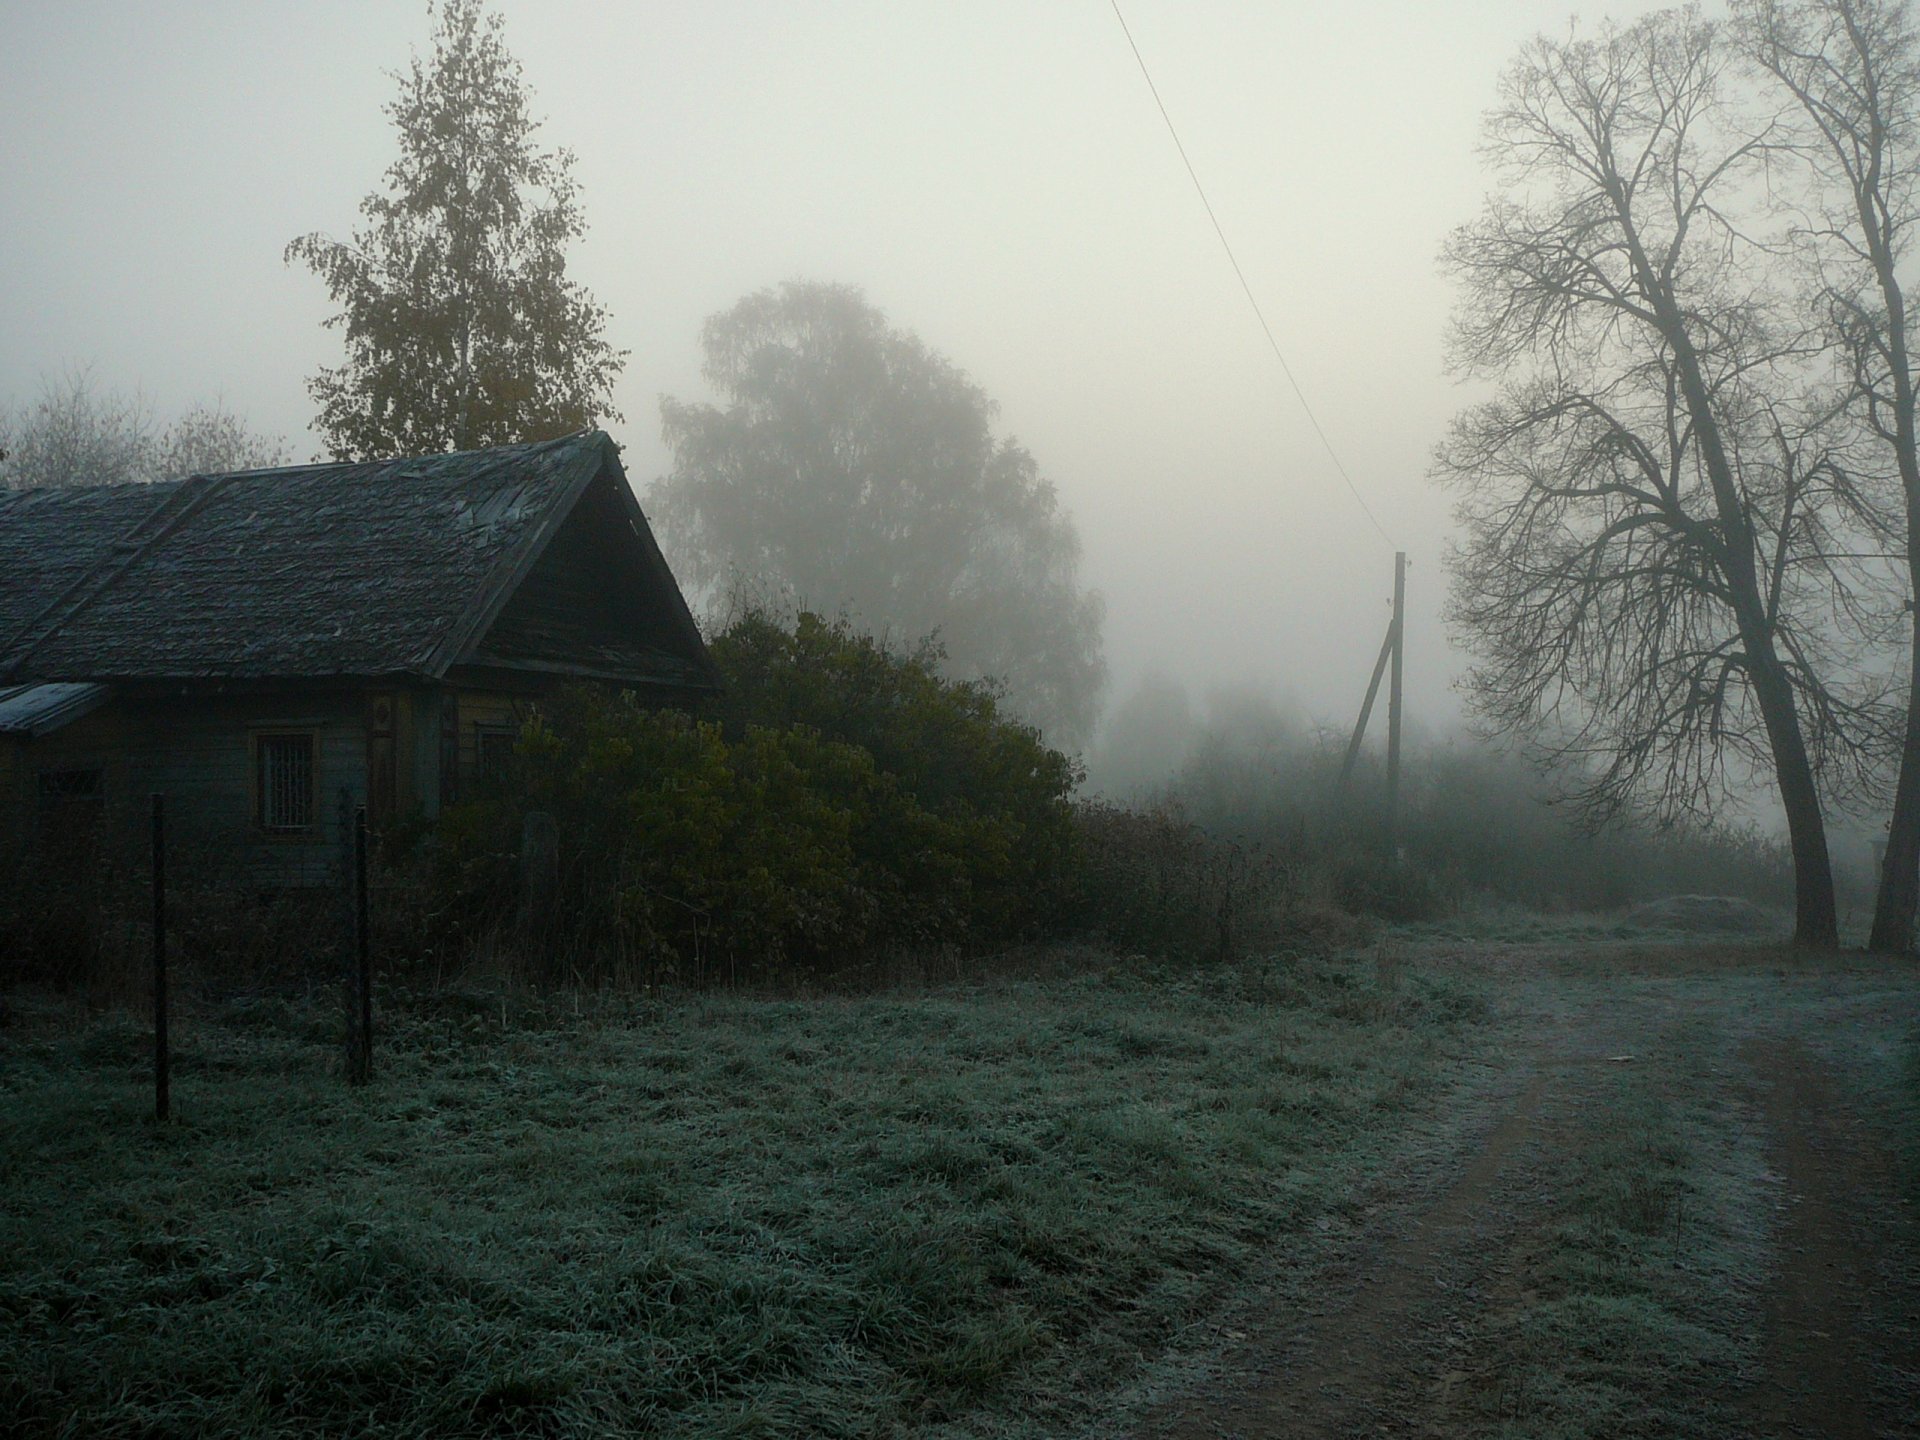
[0,738,20,868]
[6,682,567,882]
[9,692,367,888]
[404,687,441,820]
[456,690,530,775]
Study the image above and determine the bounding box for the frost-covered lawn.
[0,955,1483,1438]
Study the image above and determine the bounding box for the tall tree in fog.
[1089,671,1196,798]
[1739,0,1920,947]
[651,282,1107,747]
[287,0,622,460]
[0,369,287,489]
[1438,10,1883,948]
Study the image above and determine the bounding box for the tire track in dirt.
[1133,954,1920,1439]
[1135,1066,1551,1439]
[1740,1036,1887,1440]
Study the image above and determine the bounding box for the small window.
[256,733,316,832]
[37,768,104,864]
[475,725,517,780]
[38,768,103,804]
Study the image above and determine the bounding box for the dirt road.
[1132,944,1920,1440]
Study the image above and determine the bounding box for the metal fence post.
[353,804,371,1084]
[338,786,357,1082]
[151,793,168,1122]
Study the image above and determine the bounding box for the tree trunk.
[1870,612,1920,951]
[1741,0,1920,952]
[1650,297,1840,948]
[1752,658,1841,947]
[1863,270,1920,951]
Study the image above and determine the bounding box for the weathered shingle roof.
[0,682,111,736]
[0,480,185,647]
[0,431,716,690]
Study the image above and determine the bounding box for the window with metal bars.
[255,732,315,832]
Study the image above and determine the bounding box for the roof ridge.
[0,430,679,688]
[0,474,234,680]
[385,430,590,475]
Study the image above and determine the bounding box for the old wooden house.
[0,430,717,884]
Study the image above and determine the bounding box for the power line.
[1108,0,1396,549]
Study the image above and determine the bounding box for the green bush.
[709,611,1082,933]
[429,612,1082,981]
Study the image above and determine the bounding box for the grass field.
[1120,942,1920,1439]
[0,952,1486,1438]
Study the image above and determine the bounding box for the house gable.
[461,463,717,690]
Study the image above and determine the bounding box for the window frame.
[473,722,518,783]
[36,766,104,805]
[34,764,106,845]
[252,730,318,836]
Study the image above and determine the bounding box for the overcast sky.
[0,0,1674,751]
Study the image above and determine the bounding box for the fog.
[1,0,1672,749]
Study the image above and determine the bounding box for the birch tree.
[287,0,623,460]
[651,282,1107,748]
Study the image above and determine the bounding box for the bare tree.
[155,402,290,478]
[1740,0,1920,949]
[0,368,154,489]
[0,370,289,489]
[1439,10,1872,946]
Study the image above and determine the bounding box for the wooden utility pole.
[1386,550,1405,856]
[1338,624,1395,787]
[1339,552,1408,857]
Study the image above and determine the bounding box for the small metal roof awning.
[0,682,112,737]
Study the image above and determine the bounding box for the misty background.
[3,0,1677,767]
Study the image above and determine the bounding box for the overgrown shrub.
[428,613,1081,982]
[1068,800,1294,960]
[709,611,1082,933]
[1329,847,1454,923]
[0,866,113,993]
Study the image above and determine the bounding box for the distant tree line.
[1090,673,1800,922]
[0,369,287,490]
